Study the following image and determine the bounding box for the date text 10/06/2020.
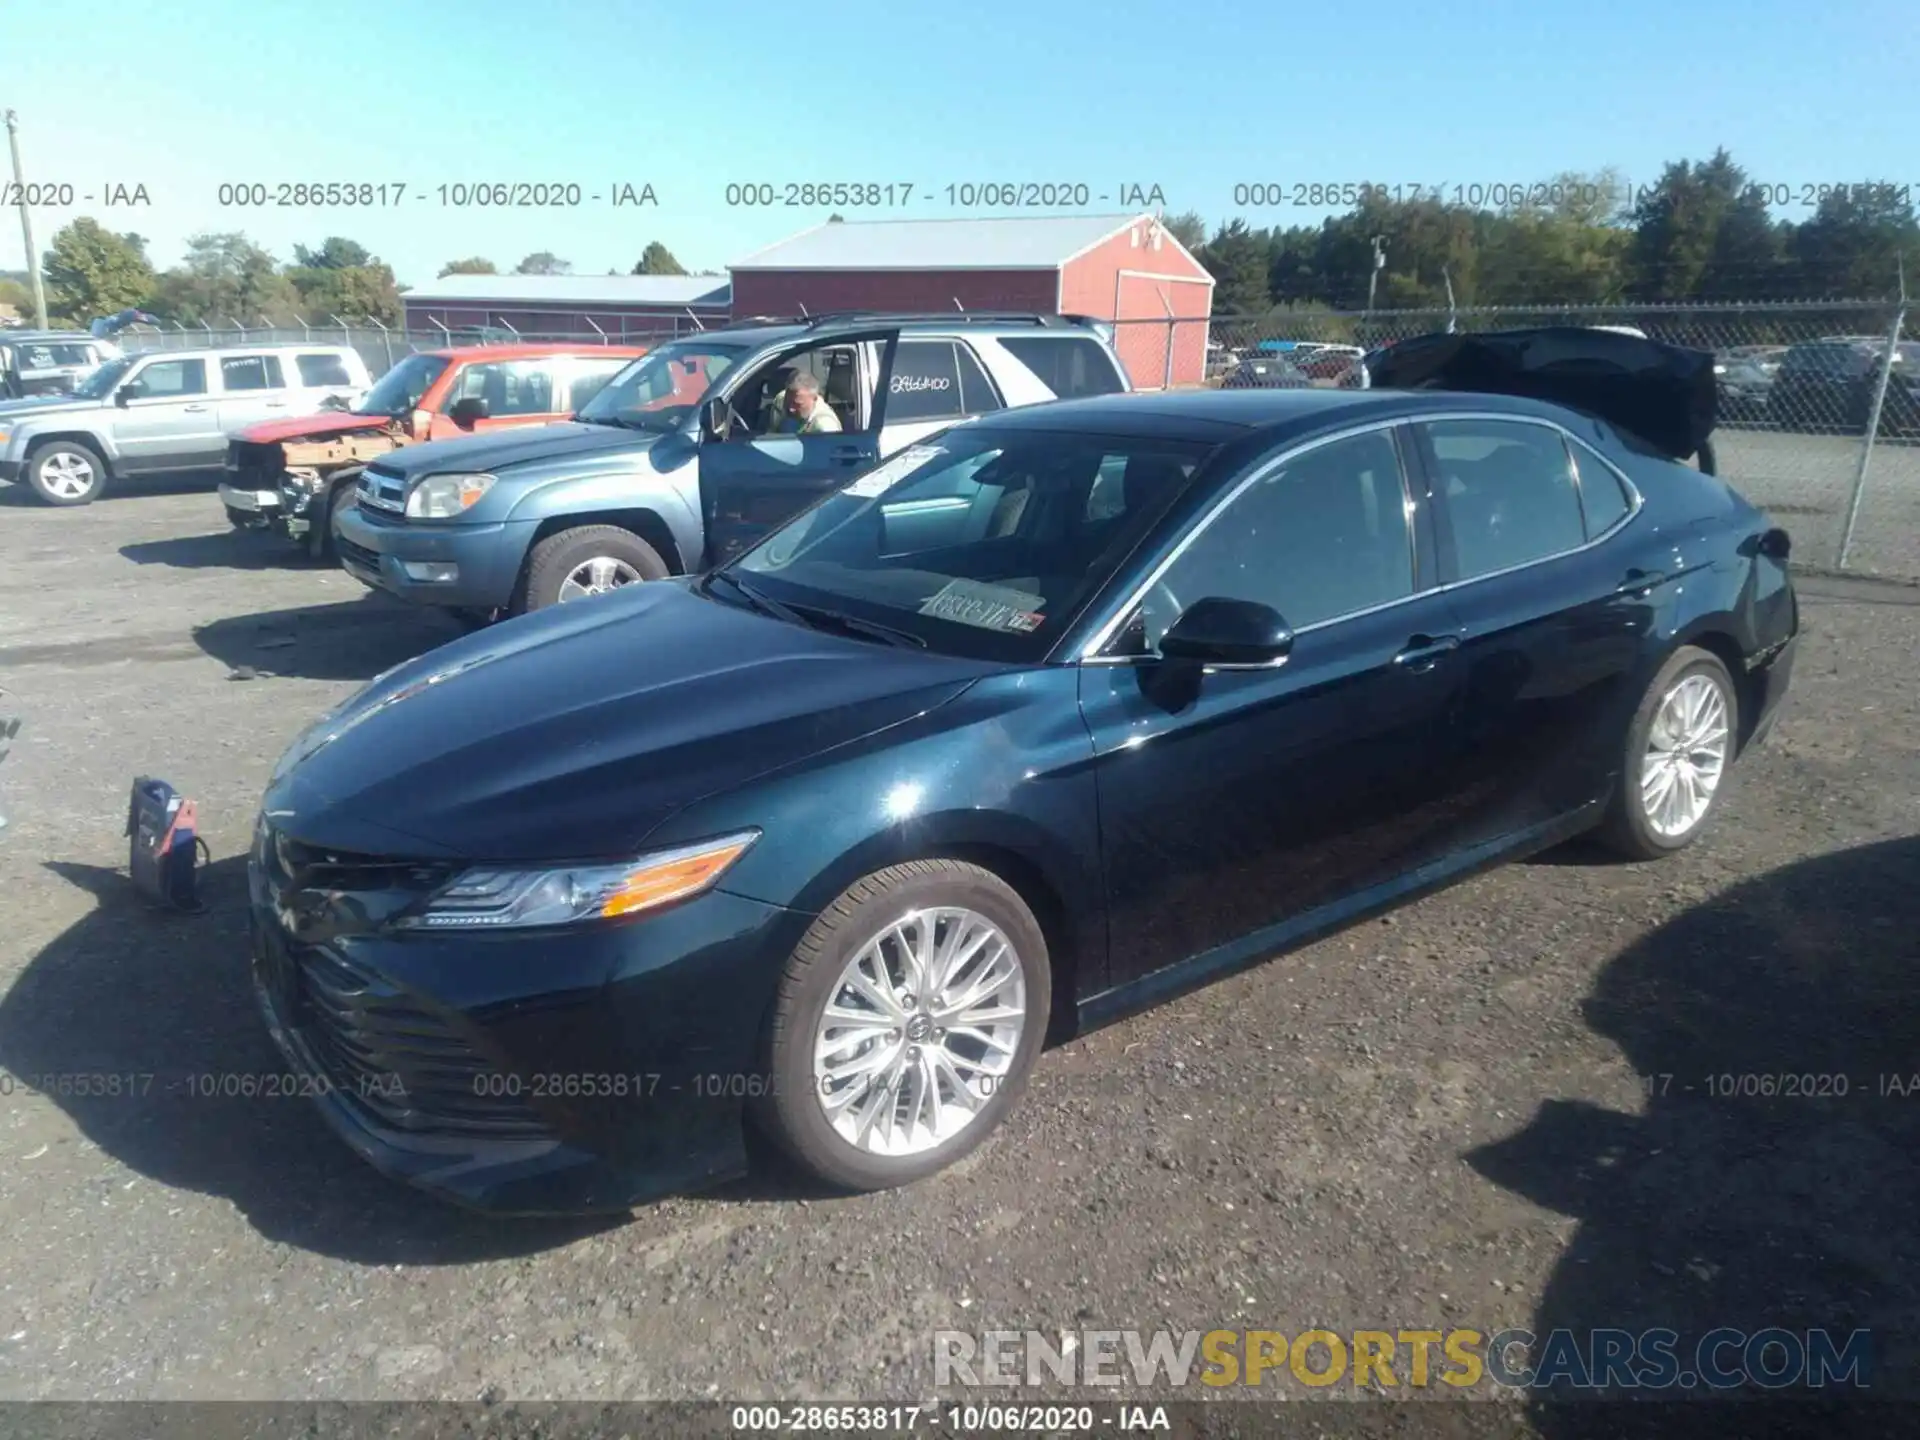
[1229,179,1915,209]
[1639,1072,1920,1099]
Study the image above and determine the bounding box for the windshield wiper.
[784,603,928,649]
[702,573,925,648]
[702,569,808,626]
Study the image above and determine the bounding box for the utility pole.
[4,111,48,329]
[1365,235,1386,314]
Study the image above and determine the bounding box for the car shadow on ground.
[192,597,464,682]
[0,471,227,508]
[1467,834,1920,1431]
[120,527,312,571]
[0,857,625,1264]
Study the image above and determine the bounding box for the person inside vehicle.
[780,372,842,435]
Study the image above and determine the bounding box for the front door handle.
[1615,568,1667,597]
[1393,633,1461,672]
[830,445,871,465]
[182,403,209,413]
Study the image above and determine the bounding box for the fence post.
[1838,299,1909,570]
[367,316,392,370]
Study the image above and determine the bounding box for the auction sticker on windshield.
[842,446,945,499]
[919,578,1046,633]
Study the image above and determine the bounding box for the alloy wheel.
[556,556,641,602]
[38,451,96,500]
[1639,672,1731,838]
[812,907,1028,1157]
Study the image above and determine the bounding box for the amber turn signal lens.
[600,836,757,918]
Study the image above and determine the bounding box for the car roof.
[424,342,649,361]
[120,344,360,361]
[677,316,1115,351]
[961,386,1606,445]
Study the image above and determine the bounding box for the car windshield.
[575,342,746,431]
[71,356,135,398]
[723,429,1217,662]
[356,353,450,416]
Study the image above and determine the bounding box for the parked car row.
[245,323,1800,1213]
[0,330,122,399]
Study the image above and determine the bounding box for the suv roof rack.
[798,311,1093,330]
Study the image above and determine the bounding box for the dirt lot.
[0,475,1917,1425]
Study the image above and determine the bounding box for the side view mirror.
[115,382,143,407]
[447,396,489,428]
[1159,597,1294,667]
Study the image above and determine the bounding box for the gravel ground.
[0,474,1916,1428]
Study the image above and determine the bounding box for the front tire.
[27,440,108,506]
[754,860,1051,1192]
[515,524,667,615]
[1598,646,1740,860]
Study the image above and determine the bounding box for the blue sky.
[2,0,1913,289]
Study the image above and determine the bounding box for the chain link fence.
[1114,302,1918,581]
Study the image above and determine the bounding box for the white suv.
[0,344,371,505]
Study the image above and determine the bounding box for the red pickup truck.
[219,342,647,558]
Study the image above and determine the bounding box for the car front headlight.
[396,830,760,931]
[406,472,495,519]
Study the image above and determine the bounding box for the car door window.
[132,359,207,397]
[728,343,867,435]
[220,355,283,392]
[1139,428,1413,647]
[1422,419,1588,579]
[997,336,1125,397]
[442,358,556,417]
[296,353,354,387]
[886,341,966,423]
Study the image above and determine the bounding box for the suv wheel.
[517,525,667,614]
[753,860,1051,1192]
[28,441,108,506]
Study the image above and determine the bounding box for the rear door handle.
[183,403,209,413]
[1615,568,1668,597]
[830,445,871,466]
[1392,633,1461,672]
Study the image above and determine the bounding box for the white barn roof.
[731,214,1167,271]
[403,274,732,307]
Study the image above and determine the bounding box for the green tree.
[1162,210,1208,253]
[41,218,155,324]
[1787,185,1920,298]
[632,241,687,275]
[292,237,374,270]
[1624,150,1780,300]
[514,252,571,275]
[0,277,29,314]
[148,232,297,324]
[287,256,402,325]
[438,256,497,277]
[1202,219,1270,315]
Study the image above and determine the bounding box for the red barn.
[728,213,1214,388]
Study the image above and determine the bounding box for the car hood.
[236,411,389,444]
[367,420,656,478]
[0,395,101,421]
[264,580,996,862]
[1368,326,1718,461]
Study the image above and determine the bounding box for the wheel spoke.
[812,904,1028,1156]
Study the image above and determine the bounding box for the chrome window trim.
[1073,410,1647,665]
[1074,417,1415,661]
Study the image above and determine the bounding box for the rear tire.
[753,860,1051,1193]
[516,524,667,615]
[27,440,108,506]
[1597,646,1740,861]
